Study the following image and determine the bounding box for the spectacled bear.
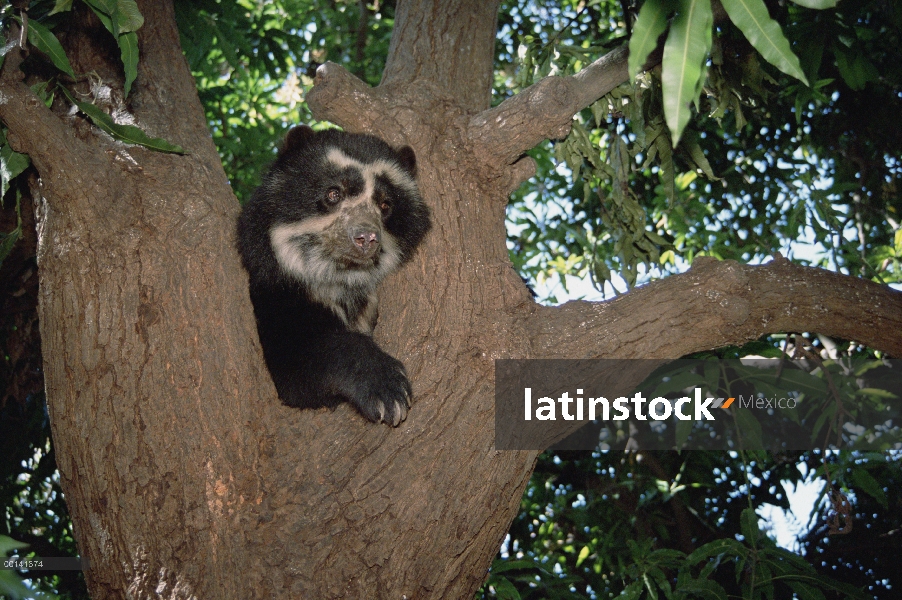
[237,125,431,426]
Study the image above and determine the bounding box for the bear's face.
[268,153,406,290]
[261,128,430,303]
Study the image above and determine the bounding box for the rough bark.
[1,4,269,597]
[1,0,900,599]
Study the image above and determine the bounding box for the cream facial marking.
[326,147,418,197]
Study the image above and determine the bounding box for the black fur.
[237,125,431,425]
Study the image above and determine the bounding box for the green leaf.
[1,143,30,200]
[854,387,897,399]
[0,534,29,555]
[84,0,117,14]
[83,0,119,38]
[674,414,693,448]
[48,0,74,16]
[661,0,713,146]
[0,220,20,269]
[642,572,659,600]
[576,544,590,567]
[31,80,57,107]
[851,468,887,508]
[628,0,675,79]
[754,562,775,600]
[119,31,139,96]
[489,559,547,575]
[833,49,878,91]
[686,538,747,566]
[623,581,644,600]
[116,0,144,33]
[809,402,836,442]
[204,16,244,73]
[676,578,728,599]
[732,407,764,450]
[490,576,521,600]
[787,581,827,600]
[0,188,22,269]
[0,32,8,71]
[84,0,119,37]
[740,507,761,545]
[788,0,837,7]
[82,1,142,95]
[60,87,186,154]
[0,569,35,600]
[719,0,809,85]
[84,0,143,36]
[655,131,675,199]
[24,18,76,78]
[684,135,721,180]
[808,576,873,600]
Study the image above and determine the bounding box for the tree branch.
[525,256,902,359]
[381,0,500,112]
[131,0,223,161]
[0,42,100,192]
[305,62,388,133]
[468,45,629,170]
[504,257,902,451]
[353,0,371,79]
[570,45,632,110]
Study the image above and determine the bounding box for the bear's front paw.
[346,352,412,427]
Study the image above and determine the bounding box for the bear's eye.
[326,188,342,205]
[379,200,392,215]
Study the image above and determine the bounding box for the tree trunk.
[1,0,900,598]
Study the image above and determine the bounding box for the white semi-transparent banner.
[494,359,902,452]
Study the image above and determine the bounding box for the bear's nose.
[350,229,380,256]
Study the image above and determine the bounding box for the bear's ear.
[280,125,316,155]
[396,146,417,178]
